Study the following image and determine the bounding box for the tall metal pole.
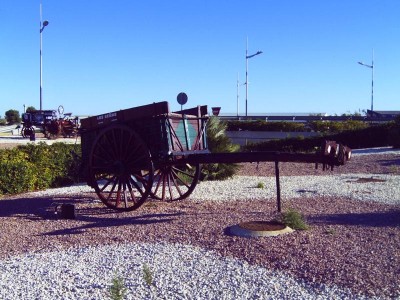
[237,73,240,117]
[358,49,374,112]
[245,38,248,117]
[40,1,43,111]
[371,49,374,112]
[245,37,262,117]
[39,1,49,111]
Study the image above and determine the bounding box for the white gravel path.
[0,242,375,300]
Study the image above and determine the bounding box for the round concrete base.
[228,220,293,237]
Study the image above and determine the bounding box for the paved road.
[0,125,18,133]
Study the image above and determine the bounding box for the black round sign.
[177,92,188,105]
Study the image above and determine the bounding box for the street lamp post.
[358,49,374,112]
[39,0,49,111]
[245,38,262,117]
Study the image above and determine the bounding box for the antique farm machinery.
[80,99,351,212]
[21,106,79,139]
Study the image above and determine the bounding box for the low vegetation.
[0,142,81,195]
[256,182,265,189]
[200,116,240,181]
[243,121,400,152]
[108,275,127,300]
[279,208,309,230]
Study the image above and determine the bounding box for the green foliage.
[0,118,6,126]
[244,135,318,153]
[108,275,127,300]
[226,120,306,132]
[142,264,154,286]
[244,123,397,152]
[201,116,240,181]
[0,159,36,194]
[279,208,309,230]
[226,119,369,134]
[5,109,21,124]
[0,143,81,195]
[26,106,37,113]
[256,182,265,189]
[389,116,400,148]
[308,120,368,133]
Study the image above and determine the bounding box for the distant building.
[367,110,400,118]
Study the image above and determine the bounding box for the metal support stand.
[275,161,281,212]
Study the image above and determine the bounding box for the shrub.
[0,159,36,194]
[256,182,265,189]
[308,120,368,133]
[142,264,154,286]
[279,208,309,230]
[201,116,240,181]
[107,275,127,300]
[243,123,395,152]
[226,120,307,132]
[389,116,400,148]
[0,143,81,195]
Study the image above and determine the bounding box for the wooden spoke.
[89,125,153,211]
[150,163,200,201]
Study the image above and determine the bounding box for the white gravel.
[24,172,400,206]
[0,242,374,300]
[191,173,400,205]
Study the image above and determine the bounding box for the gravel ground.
[0,148,399,299]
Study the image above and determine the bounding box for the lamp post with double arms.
[245,39,262,117]
[358,49,374,112]
[39,0,49,111]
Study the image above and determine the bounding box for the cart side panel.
[80,101,170,130]
[80,129,97,184]
[125,116,170,159]
[167,114,208,152]
[173,105,208,117]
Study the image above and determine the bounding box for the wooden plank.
[80,101,170,130]
[173,105,208,117]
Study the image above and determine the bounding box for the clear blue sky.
[1,0,399,117]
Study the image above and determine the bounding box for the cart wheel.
[21,127,34,138]
[151,163,200,201]
[89,124,154,211]
[45,121,61,139]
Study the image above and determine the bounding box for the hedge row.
[226,120,369,134]
[0,142,81,195]
[1,118,399,195]
[243,122,400,152]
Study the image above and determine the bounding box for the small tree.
[26,106,37,113]
[5,109,21,124]
[201,116,240,180]
[0,118,6,125]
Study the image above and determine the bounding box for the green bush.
[279,208,309,230]
[0,159,36,194]
[389,116,400,148]
[201,116,240,181]
[244,123,396,152]
[226,119,369,133]
[308,120,368,133]
[226,120,307,132]
[0,143,81,195]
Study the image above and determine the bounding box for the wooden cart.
[80,101,350,212]
[80,101,209,211]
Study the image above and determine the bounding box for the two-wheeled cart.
[80,101,350,212]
